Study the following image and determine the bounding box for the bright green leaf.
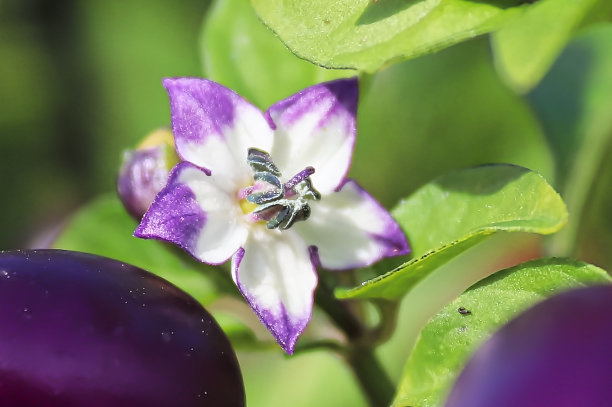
[201,0,350,109]
[337,165,567,300]
[250,0,531,72]
[527,25,612,255]
[53,195,222,306]
[491,0,608,94]
[392,258,610,407]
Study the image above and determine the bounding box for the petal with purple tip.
[266,78,358,194]
[231,229,317,354]
[164,78,273,185]
[293,179,410,270]
[135,162,248,264]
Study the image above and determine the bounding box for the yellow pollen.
[239,199,258,215]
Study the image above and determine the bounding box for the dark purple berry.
[0,249,244,407]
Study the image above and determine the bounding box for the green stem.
[346,346,396,407]
[314,280,364,339]
[315,280,395,407]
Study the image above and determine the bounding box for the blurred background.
[2,1,611,406]
[0,0,207,247]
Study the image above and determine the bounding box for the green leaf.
[250,0,531,73]
[337,165,567,300]
[53,195,221,306]
[527,25,612,255]
[201,0,350,109]
[392,258,611,407]
[491,0,611,93]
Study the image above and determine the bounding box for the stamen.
[247,148,281,176]
[243,147,319,230]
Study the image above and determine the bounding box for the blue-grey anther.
[245,147,320,230]
[247,148,281,176]
[247,172,284,204]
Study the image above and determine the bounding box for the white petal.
[266,78,358,194]
[164,78,273,186]
[293,179,410,269]
[136,162,249,264]
[231,228,317,354]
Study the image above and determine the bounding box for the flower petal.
[266,78,358,194]
[231,229,317,354]
[135,162,248,264]
[164,78,273,184]
[293,179,410,269]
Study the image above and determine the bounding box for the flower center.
[238,148,321,230]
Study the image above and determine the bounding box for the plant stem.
[346,346,396,407]
[315,280,395,407]
[314,281,364,339]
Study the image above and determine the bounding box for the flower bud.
[117,128,179,220]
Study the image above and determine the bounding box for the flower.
[134,77,410,353]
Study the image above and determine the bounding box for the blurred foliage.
[0,0,207,248]
[491,0,612,93]
[527,25,612,259]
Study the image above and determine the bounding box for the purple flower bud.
[0,249,245,407]
[445,285,612,407]
[117,128,179,220]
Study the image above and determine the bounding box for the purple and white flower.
[135,77,409,353]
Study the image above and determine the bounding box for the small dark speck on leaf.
[458,307,471,315]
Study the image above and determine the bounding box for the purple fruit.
[445,284,612,407]
[0,249,244,407]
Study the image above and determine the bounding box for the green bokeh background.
[0,0,206,248]
[2,1,611,406]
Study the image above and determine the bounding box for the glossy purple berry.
[0,249,245,407]
[445,285,612,407]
